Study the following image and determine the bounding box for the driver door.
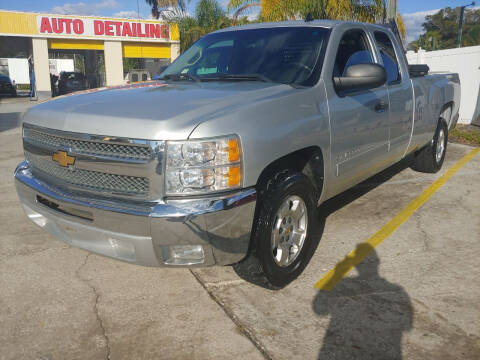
[326,28,390,193]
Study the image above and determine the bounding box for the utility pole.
[385,0,403,47]
[457,2,475,47]
[386,0,398,21]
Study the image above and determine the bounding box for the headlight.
[165,135,242,195]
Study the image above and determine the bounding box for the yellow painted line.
[314,147,480,291]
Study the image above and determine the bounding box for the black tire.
[250,170,321,288]
[412,120,448,173]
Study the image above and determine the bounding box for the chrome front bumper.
[14,161,257,267]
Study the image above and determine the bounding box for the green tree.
[145,0,188,18]
[195,0,229,31]
[229,0,385,23]
[162,0,231,53]
[409,7,480,50]
[228,0,405,41]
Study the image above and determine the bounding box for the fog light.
[163,245,205,265]
[23,204,48,227]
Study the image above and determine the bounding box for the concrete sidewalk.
[0,108,479,359]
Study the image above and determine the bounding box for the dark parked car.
[54,72,88,96]
[0,75,17,97]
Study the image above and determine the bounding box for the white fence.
[406,46,480,125]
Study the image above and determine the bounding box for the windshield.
[162,27,329,87]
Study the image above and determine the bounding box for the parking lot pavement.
[1,107,479,359]
[0,105,264,359]
[192,144,480,360]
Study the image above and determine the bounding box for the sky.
[0,0,477,43]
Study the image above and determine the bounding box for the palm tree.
[196,0,230,31]
[229,0,385,23]
[164,0,230,52]
[146,0,188,19]
[228,0,405,41]
[228,0,292,22]
[396,13,406,42]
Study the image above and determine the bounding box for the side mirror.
[334,63,387,92]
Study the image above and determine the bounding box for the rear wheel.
[412,120,448,173]
[250,170,320,288]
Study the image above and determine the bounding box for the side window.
[333,30,374,78]
[374,31,400,83]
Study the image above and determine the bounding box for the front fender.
[189,84,331,190]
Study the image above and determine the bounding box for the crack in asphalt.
[76,253,112,360]
[414,213,430,252]
[189,269,273,360]
[202,279,247,289]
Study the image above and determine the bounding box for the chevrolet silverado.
[15,20,460,287]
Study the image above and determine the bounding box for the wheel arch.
[439,101,455,128]
[255,146,325,202]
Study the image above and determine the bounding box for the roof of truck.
[212,20,390,34]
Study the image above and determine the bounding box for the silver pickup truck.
[15,20,460,287]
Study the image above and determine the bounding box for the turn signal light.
[228,166,241,187]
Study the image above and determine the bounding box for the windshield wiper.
[202,73,272,83]
[201,73,301,88]
[163,73,301,88]
[162,73,201,83]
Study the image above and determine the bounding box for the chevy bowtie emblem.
[52,150,75,167]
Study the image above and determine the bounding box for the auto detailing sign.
[37,15,170,41]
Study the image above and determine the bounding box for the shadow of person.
[313,244,413,360]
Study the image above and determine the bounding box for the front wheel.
[250,171,321,288]
[412,120,448,173]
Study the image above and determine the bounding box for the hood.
[23,81,291,140]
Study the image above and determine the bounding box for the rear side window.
[333,29,374,77]
[374,31,400,83]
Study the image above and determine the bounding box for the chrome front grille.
[23,127,153,161]
[22,124,165,199]
[25,152,149,196]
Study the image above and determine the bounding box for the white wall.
[7,58,29,84]
[0,58,29,84]
[407,46,480,125]
[48,59,74,76]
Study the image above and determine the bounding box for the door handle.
[375,102,388,113]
